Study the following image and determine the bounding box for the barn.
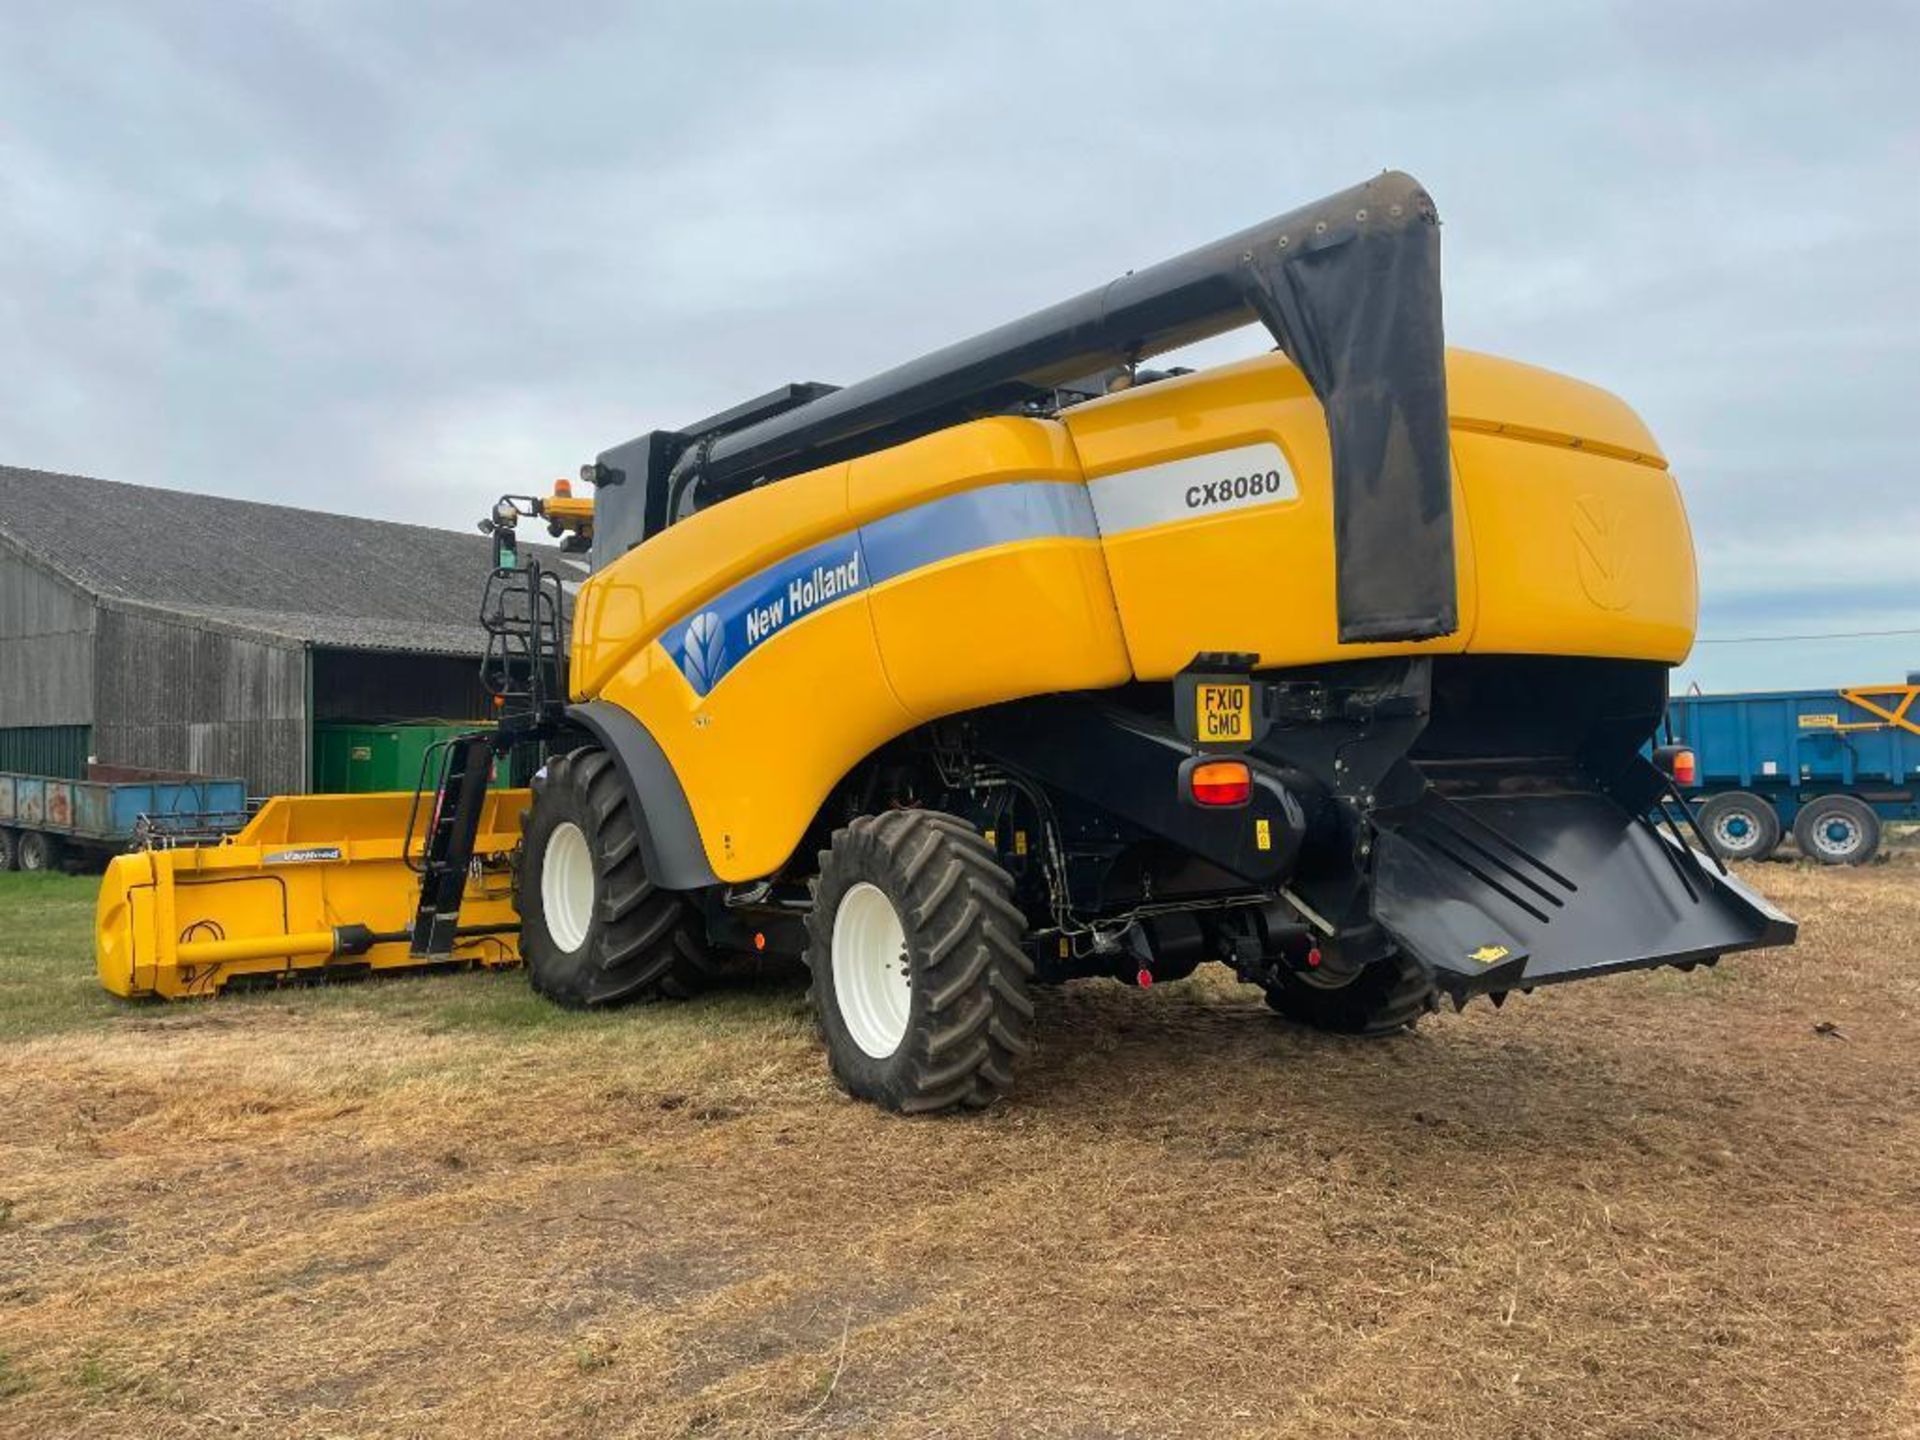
[0,465,563,797]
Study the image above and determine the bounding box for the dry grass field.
[1,857,1917,1438]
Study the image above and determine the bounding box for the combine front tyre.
[520,747,713,1007]
[807,811,1034,1114]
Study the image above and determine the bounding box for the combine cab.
[98,171,1794,1112]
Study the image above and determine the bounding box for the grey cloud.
[2,0,1915,691]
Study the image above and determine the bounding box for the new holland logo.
[680,610,727,692]
[1468,944,1511,965]
[1573,492,1630,612]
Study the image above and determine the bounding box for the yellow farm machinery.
[97,171,1794,1111]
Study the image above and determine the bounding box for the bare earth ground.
[1,859,1917,1439]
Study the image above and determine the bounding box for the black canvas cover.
[679,171,1456,645]
[1236,175,1455,642]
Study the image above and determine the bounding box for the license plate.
[1195,682,1254,744]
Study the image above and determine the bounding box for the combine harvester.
[97,172,1795,1112]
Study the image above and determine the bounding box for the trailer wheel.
[0,829,16,872]
[1263,948,1436,1037]
[1792,795,1881,866]
[807,810,1034,1114]
[16,831,61,873]
[1698,791,1782,861]
[519,747,714,1007]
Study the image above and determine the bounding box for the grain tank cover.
[669,170,1455,645]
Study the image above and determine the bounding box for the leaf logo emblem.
[1572,492,1630,612]
[681,611,727,692]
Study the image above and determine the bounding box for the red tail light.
[1189,759,1252,807]
[1672,748,1697,786]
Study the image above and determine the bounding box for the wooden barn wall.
[92,609,307,796]
[0,546,94,728]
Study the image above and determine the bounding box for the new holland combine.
[96,172,1794,1112]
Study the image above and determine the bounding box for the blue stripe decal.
[660,480,1096,697]
[861,480,1098,583]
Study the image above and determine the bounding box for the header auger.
[97,171,1794,1112]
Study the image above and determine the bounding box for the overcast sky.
[3,1,1916,691]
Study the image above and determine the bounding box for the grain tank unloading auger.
[97,171,1795,1111]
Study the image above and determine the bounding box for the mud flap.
[1371,790,1796,1002]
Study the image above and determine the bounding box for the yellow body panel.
[1450,431,1696,658]
[594,602,914,879]
[96,791,526,999]
[1062,357,1481,674]
[1444,348,1667,465]
[868,538,1130,719]
[568,346,1698,884]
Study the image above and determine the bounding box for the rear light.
[1188,759,1252,807]
[1653,743,1697,786]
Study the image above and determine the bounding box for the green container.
[312,722,508,795]
[0,725,91,780]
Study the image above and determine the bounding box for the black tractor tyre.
[16,831,60,874]
[1698,791,1783,862]
[1792,794,1881,866]
[1264,948,1436,1037]
[0,828,16,872]
[518,746,714,1008]
[807,810,1034,1114]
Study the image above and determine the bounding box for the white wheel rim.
[1712,807,1762,854]
[542,820,596,952]
[831,882,912,1059]
[1810,812,1861,860]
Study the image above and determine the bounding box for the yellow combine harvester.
[98,172,1794,1111]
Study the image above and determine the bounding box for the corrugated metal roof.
[0,465,582,655]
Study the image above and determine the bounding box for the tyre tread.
[807,809,1032,1114]
[523,747,712,1007]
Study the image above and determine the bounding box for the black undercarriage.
[725,655,1793,1007]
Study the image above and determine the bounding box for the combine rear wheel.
[1698,791,1782,861]
[1792,795,1880,866]
[1264,948,1435,1037]
[519,747,714,1007]
[808,810,1034,1113]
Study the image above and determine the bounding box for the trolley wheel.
[1791,795,1881,866]
[16,831,61,873]
[1698,791,1782,861]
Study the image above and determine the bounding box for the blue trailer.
[1665,679,1920,864]
[0,769,248,872]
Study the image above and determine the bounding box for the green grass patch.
[0,873,119,1041]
